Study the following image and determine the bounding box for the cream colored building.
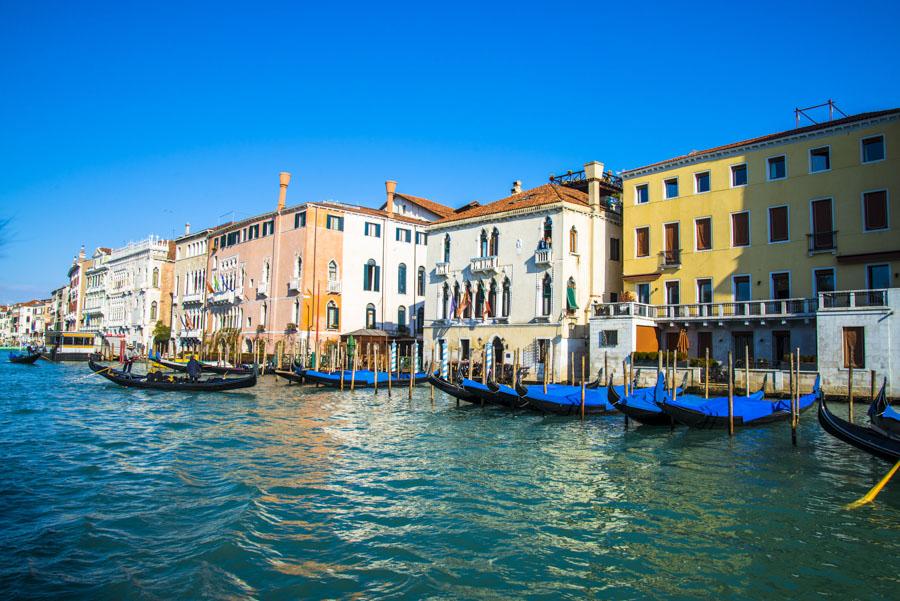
[173,224,212,351]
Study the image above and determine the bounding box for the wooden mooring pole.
[848,344,854,423]
[727,351,734,436]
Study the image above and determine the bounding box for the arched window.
[363,259,380,292]
[569,227,578,254]
[566,277,578,314]
[326,301,339,329]
[365,303,376,329]
[542,217,553,248]
[541,274,552,316]
[263,261,271,283]
[292,299,300,324]
[417,266,426,296]
[489,228,499,256]
[452,281,460,318]
[260,302,267,325]
[475,283,485,318]
[295,256,303,278]
[398,306,407,331]
[463,282,473,318]
[328,260,337,281]
[416,306,424,333]
[488,280,498,318]
[443,235,451,263]
[479,229,489,258]
[398,263,407,294]
[441,283,449,319]
[150,301,158,321]
[502,277,511,317]
[152,268,159,288]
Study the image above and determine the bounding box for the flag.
[449,290,458,318]
[483,295,492,322]
[207,281,215,294]
[457,289,470,318]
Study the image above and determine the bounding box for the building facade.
[64,247,90,332]
[173,224,212,351]
[82,248,111,335]
[424,162,623,381]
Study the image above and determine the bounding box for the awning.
[623,272,662,282]
[566,287,579,311]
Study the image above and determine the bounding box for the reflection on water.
[0,358,898,599]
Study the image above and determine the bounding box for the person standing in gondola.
[122,344,137,374]
[186,356,202,382]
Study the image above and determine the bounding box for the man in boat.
[122,344,137,374]
[186,356,202,382]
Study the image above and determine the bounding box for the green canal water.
[1,357,898,599]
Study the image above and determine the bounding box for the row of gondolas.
[11,349,899,463]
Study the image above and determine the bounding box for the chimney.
[184,222,191,236]
[511,180,522,194]
[584,161,605,212]
[277,171,291,211]
[385,180,397,215]
[78,245,85,261]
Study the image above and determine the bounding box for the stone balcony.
[435,262,451,277]
[256,282,269,297]
[178,328,202,339]
[534,248,552,265]
[470,256,498,274]
[327,279,342,294]
[181,292,203,305]
[592,297,819,323]
[209,288,242,305]
[288,277,301,292]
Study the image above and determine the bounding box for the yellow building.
[589,109,900,377]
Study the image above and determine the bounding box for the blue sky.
[1,0,898,303]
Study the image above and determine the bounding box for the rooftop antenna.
[795,100,848,127]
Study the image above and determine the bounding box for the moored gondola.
[514,379,627,415]
[153,356,254,376]
[304,369,429,388]
[819,392,900,462]
[867,380,900,439]
[9,351,42,364]
[660,375,817,429]
[486,380,530,409]
[427,371,479,403]
[273,369,305,384]
[461,378,502,405]
[609,372,717,426]
[88,359,257,392]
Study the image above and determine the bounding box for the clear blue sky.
[1,0,898,303]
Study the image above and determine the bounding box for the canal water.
[1,357,898,599]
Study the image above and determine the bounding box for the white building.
[424,162,623,381]
[100,236,175,353]
[173,224,211,351]
[11,300,49,345]
[82,248,111,336]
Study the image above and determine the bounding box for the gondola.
[486,380,530,409]
[273,368,305,384]
[514,377,638,415]
[88,359,257,392]
[819,392,900,462]
[461,378,503,405]
[659,375,818,429]
[9,350,42,364]
[152,356,254,376]
[609,373,682,425]
[867,380,900,439]
[304,369,429,388]
[427,371,479,404]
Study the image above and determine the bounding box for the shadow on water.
[0,357,898,599]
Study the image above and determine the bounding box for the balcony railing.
[209,289,241,305]
[535,248,552,265]
[435,262,451,277]
[659,249,681,268]
[178,328,202,339]
[807,230,837,253]
[819,289,888,310]
[470,256,498,273]
[181,292,203,304]
[592,297,819,320]
[256,282,269,297]
[288,277,301,292]
[327,279,342,294]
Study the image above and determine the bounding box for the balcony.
[256,282,269,297]
[327,279,342,294]
[659,249,681,269]
[435,262,451,277]
[535,248,552,265]
[182,292,203,305]
[470,256,498,273]
[592,297,819,321]
[209,289,241,305]
[288,277,301,292]
[819,289,888,310]
[807,230,837,253]
[178,328,202,339]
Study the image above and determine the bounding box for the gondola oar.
[845,460,900,510]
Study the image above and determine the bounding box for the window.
[862,135,885,163]
[542,217,553,247]
[398,263,407,294]
[810,146,830,173]
[664,178,679,199]
[609,237,620,261]
[731,164,748,187]
[365,304,376,329]
[363,259,380,292]
[695,218,711,251]
[328,260,338,281]
[152,268,159,288]
[294,212,306,228]
[696,278,712,304]
[364,222,381,237]
[501,278,511,317]
[396,228,411,243]
[663,223,680,265]
[813,268,835,294]
[443,235,451,263]
[417,266,426,296]
[768,206,789,243]
[695,171,710,193]
[771,272,791,300]
[398,306,407,330]
[326,215,344,231]
[541,274,552,316]
[487,280,497,318]
[416,232,428,245]
[599,330,618,347]
[294,256,303,278]
[149,301,158,321]
[863,190,888,231]
[262,220,275,236]
[843,327,865,368]
[635,227,650,257]
[326,301,339,329]
[566,278,578,314]
[767,156,786,180]
[441,283,450,319]
[474,283,485,318]
[462,282,472,318]
[867,264,890,289]
[489,228,499,256]
[460,339,471,361]
[569,227,578,254]
[635,184,649,204]
[810,199,835,251]
[636,283,650,304]
[733,275,751,302]
[731,212,750,247]
[664,281,680,305]
[416,307,424,333]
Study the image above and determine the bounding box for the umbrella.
[676,328,690,356]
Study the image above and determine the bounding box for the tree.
[152,320,171,354]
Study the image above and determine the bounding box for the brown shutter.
[636,228,649,257]
[664,223,679,251]
[769,206,788,241]
[864,191,887,230]
[732,213,749,246]
[843,327,865,368]
[696,218,711,250]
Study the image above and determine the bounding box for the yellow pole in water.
[430,353,435,403]
[871,369,876,402]
[409,349,414,400]
[350,347,357,391]
[745,344,750,398]
[789,352,796,445]
[727,351,734,436]
[373,345,379,393]
[846,461,900,509]
[543,344,548,394]
[339,344,345,391]
[604,351,608,384]
[580,355,586,420]
[848,344,854,423]
[704,347,710,399]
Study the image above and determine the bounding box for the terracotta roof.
[625,108,900,175]
[434,184,589,225]
[385,193,456,218]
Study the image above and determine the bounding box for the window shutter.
[375,266,381,292]
[363,264,369,291]
[864,191,887,230]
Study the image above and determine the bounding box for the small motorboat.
[659,375,818,429]
[867,380,900,439]
[88,359,257,392]
[9,350,42,364]
[819,389,900,462]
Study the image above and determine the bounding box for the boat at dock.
[426,371,479,404]
[866,380,900,439]
[304,369,429,388]
[9,350,42,364]
[608,373,684,425]
[819,385,900,462]
[88,359,257,392]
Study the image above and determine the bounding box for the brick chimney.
[584,161,605,212]
[78,245,85,261]
[385,180,397,215]
[184,222,191,236]
[511,180,522,194]
[278,172,291,211]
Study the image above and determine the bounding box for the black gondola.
[427,372,479,403]
[9,351,42,364]
[89,359,257,392]
[867,380,900,439]
[819,394,900,462]
[153,357,254,376]
[273,369,305,384]
[608,383,673,426]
